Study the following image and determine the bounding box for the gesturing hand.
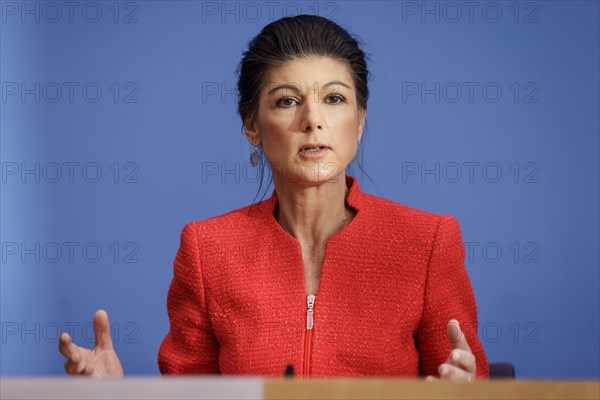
[59,309,124,378]
[426,319,476,382]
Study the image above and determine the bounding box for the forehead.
[263,56,353,90]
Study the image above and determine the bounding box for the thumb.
[447,319,471,352]
[93,309,114,350]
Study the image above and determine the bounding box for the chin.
[300,163,345,185]
[272,157,349,184]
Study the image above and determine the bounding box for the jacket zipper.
[303,294,315,377]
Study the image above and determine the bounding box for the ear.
[244,116,261,147]
[358,108,367,142]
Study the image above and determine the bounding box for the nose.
[300,98,324,132]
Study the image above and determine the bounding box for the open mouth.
[302,146,327,152]
[299,143,330,152]
[299,144,330,159]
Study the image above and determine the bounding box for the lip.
[299,147,330,159]
[299,143,330,151]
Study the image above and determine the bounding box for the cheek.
[336,117,361,159]
[261,127,295,160]
[336,115,361,141]
[257,115,285,145]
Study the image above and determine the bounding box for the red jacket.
[158,175,489,378]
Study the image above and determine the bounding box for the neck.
[273,173,355,245]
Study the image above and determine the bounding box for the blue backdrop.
[1,0,598,378]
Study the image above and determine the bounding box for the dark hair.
[236,14,375,205]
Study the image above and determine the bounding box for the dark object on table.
[489,362,516,379]
[284,364,295,378]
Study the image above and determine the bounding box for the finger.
[94,309,114,350]
[438,363,473,381]
[447,319,471,353]
[64,359,74,375]
[425,375,439,382]
[82,364,95,376]
[446,348,476,374]
[58,333,73,358]
[64,349,87,375]
[79,364,92,376]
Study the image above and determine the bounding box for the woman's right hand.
[59,309,124,377]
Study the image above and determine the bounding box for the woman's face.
[245,56,366,185]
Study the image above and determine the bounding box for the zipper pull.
[306,294,315,330]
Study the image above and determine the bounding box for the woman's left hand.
[425,319,477,382]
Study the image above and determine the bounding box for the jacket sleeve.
[416,215,489,379]
[158,222,220,374]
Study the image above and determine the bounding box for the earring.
[250,145,260,167]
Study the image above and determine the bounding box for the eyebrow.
[266,80,351,96]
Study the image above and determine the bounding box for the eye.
[276,97,299,108]
[326,94,346,105]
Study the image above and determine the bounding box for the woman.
[59,14,489,380]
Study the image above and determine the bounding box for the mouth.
[298,143,331,159]
[299,143,331,152]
